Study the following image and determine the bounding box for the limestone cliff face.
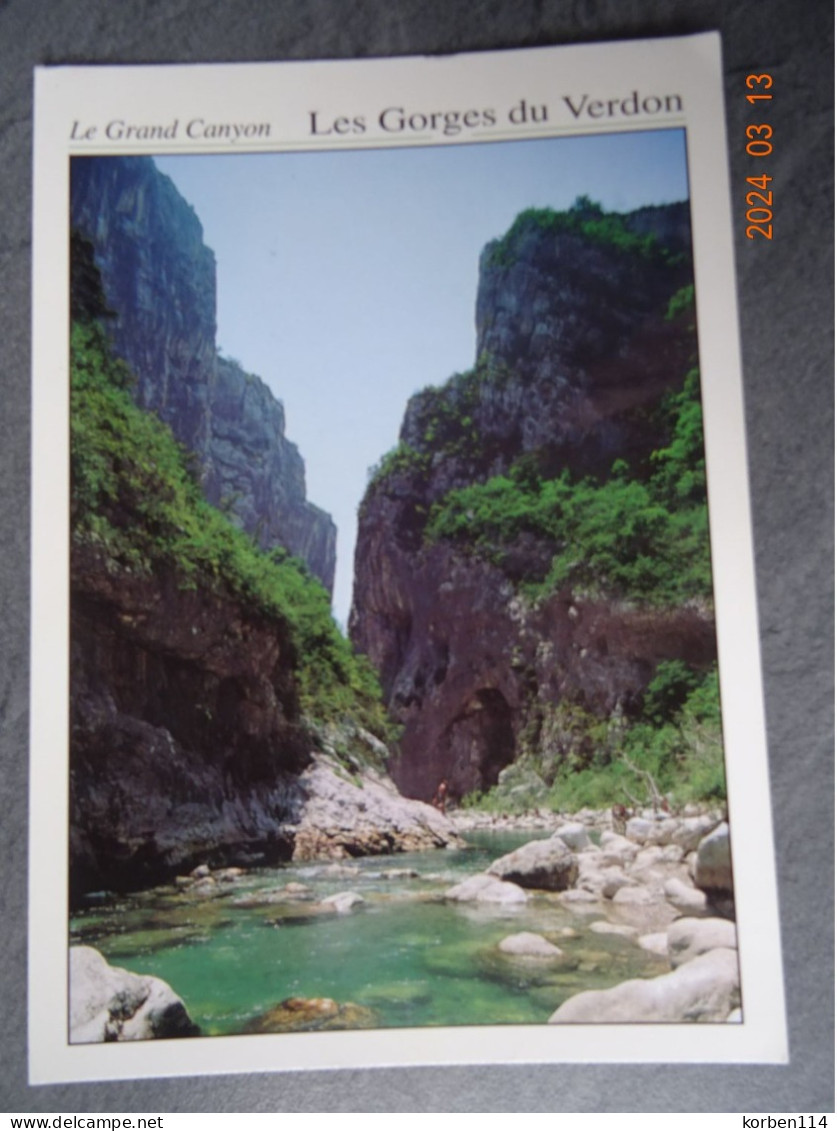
[205,357,336,592]
[400,203,693,492]
[71,157,217,459]
[70,156,336,593]
[68,158,412,899]
[351,203,713,802]
[70,542,310,898]
[70,546,453,898]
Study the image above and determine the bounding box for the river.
[70,830,668,1034]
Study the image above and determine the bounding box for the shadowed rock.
[70,945,198,1043]
[350,202,710,803]
[694,822,733,895]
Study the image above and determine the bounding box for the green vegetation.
[547,665,724,810]
[363,201,714,811]
[464,663,725,812]
[411,372,482,461]
[486,196,663,269]
[367,440,429,488]
[425,364,710,606]
[366,355,513,490]
[71,319,391,741]
[665,283,696,324]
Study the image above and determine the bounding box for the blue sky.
[156,128,689,626]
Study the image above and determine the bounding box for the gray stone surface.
[550,947,740,1023]
[0,0,831,1114]
[445,873,528,904]
[487,837,578,891]
[694,821,733,894]
[664,877,710,917]
[497,932,564,957]
[70,946,198,1043]
[668,917,738,969]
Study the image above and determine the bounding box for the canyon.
[350,199,715,802]
[65,155,735,1036]
[69,158,719,902]
[71,156,336,593]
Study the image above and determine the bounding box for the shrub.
[425,362,712,606]
[461,663,725,814]
[366,441,428,487]
[486,196,662,269]
[71,319,392,743]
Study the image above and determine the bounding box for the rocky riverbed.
[70,808,737,1041]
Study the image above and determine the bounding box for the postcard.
[30,32,787,1083]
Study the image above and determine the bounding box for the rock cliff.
[351,200,716,803]
[71,156,336,593]
[70,540,308,898]
[68,167,456,901]
[205,356,335,588]
[70,535,456,900]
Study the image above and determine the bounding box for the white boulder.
[612,885,657,905]
[625,817,654,843]
[445,873,528,904]
[694,822,733,894]
[671,815,720,852]
[664,877,709,917]
[549,947,739,1023]
[599,831,639,866]
[667,917,737,968]
[590,920,639,938]
[559,889,600,905]
[322,890,365,914]
[638,932,669,957]
[599,868,636,900]
[70,946,197,1043]
[552,823,591,851]
[498,932,564,958]
[487,837,578,891]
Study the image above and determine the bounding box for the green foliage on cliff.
[649,368,705,506]
[71,319,390,740]
[546,664,725,810]
[486,196,662,269]
[367,441,429,487]
[465,662,725,812]
[425,366,711,606]
[665,283,696,324]
[366,356,514,491]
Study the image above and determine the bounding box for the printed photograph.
[67,130,738,1042]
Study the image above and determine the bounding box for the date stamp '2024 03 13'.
[745,72,774,240]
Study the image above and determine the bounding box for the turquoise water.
[70,833,667,1035]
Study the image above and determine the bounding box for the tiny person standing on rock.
[432,779,449,814]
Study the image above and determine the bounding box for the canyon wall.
[68,157,458,897]
[350,201,716,802]
[71,156,336,592]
